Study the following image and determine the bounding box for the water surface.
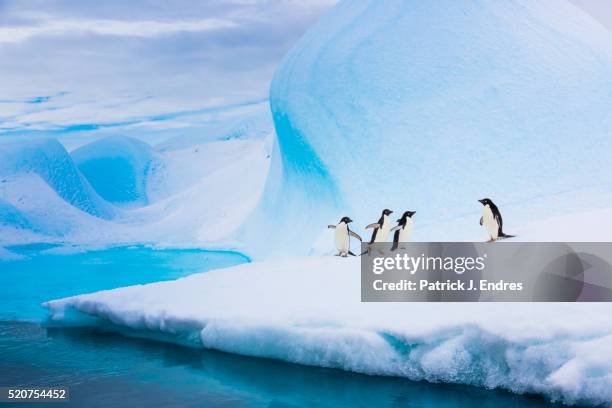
[0,322,563,408]
[0,245,248,321]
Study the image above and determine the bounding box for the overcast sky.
[0,0,337,142]
[0,0,610,144]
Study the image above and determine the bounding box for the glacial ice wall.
[268,0,612,250]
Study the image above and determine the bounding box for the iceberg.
[45,253,612,406]
[266,0,612,251]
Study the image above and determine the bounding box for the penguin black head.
[398,210,416,221]
[382,209,393,216]
[340,216,353,224]
[478,198,494,206]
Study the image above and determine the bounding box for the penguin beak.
[410,211,416,217]
[478,199,484,204]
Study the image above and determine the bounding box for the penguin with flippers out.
[328,216,362,257]
[391,210,415,251]
[365,209,393,244]
[361,209,393,255]
[478,198,514,242]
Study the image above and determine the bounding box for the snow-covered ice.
[0,103,273,249]
[129,137,272,247]
[265,0,612,252]
[45,253,612,406]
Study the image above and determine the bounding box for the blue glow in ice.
[268,0,612,248]
[72,136,163,206]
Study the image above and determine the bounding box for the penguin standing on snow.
[366,209,394,243]
[391,210,416,251]
[478,198,514,242]
[328,216,362,257]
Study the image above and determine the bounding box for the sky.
[0,0,337,145]
[0,0,610,146]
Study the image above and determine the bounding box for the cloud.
[0,17,238,44]
[0,1,338,144]
[0,1,334,146]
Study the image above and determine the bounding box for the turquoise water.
[0,245,249,321]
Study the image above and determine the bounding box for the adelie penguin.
[478,198,514,242]
[391,210,416,251]
[366,209,394,243]
[328,216,363,257]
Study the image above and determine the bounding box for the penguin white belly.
[335,224,350,254]
[399,220,413,242]
[375,216,391,242]
[482,206,499,240]
[375,228,390,242]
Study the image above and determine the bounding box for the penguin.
[328,216,362,257]
[478,198,514,242]
[390,210,416,251]
[366,209,394,244]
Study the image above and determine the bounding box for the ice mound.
[45,256,612,406]
[0,139,114,219]
[72,136,164,207]
[268,0,612,250]
[0,130,272,247]
[0,173,114,243]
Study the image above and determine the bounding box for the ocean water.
[0,322,563,408]
[0,245,562,407]
[0,244,249,321]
